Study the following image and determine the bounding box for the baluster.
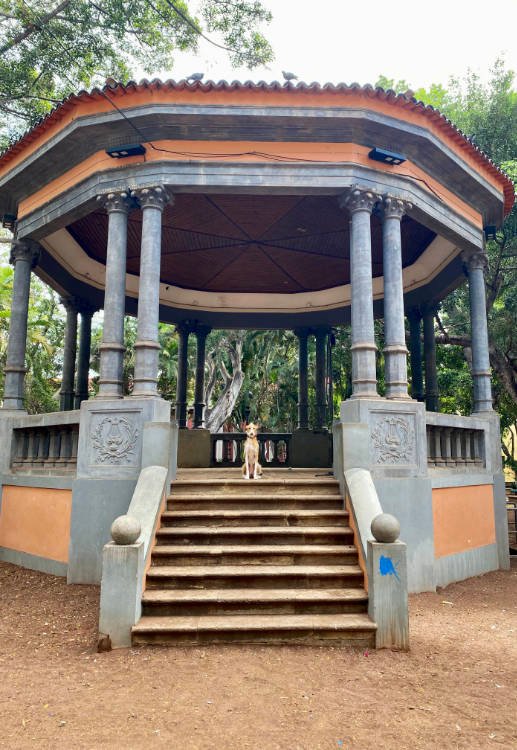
[434,427,445,466]
[453,430,465,467]
[443,428,455,467]
[70,427,79,466]
[426,426,434,466]
[45,429,59,469]
[464,430,474,465]
[35,428,49,468]
[24,429,36,468]
[473,431,484,467]
[11,430,26,469]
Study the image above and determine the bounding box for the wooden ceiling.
[67,194,436,293]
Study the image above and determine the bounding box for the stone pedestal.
[68,395,171,583]
[367,539,409,650]
[177,428,211,468]
[290,430,332,468]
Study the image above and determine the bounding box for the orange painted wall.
[432,485,496,559]
[0,486,72,563]
[18,140,483,229]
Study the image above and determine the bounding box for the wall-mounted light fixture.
[368,147,406,166]
[1,214,16,230]
[105,144,146,159]
[484,225,497,241]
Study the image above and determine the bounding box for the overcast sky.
[164,0,517,90]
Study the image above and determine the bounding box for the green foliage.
[0,0,274,146]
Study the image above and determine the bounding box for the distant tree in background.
[0,0,274,146]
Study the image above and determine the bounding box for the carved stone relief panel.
[370,412,416,465]
[89,412,140,466]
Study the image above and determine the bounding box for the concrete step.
[141,587,369,616]
[167,494,343,510]
[155,525,354,546]
[131,613,376,646]
[160,509,348,527]
[170,478,339,497]
[145,564,364,590]
[150,544,358,566]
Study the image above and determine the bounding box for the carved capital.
[380,195,412,220]
[132,185,173,212]
[462,250,488,273]
[193,324,212,341]
[59,296,81,314]
[75,299,99,317]
[9,240,40,268]
[339,186,380,215]
[97,190,132,214]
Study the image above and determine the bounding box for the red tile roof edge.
[1,78,514,216]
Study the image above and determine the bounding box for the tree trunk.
[204,335,245,433]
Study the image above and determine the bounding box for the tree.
[0,0,274,145]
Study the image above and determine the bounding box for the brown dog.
[242,422,263,480]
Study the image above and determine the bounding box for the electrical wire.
[15,0,447,208]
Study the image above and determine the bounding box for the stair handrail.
[97,420,178,650]
[333,420,409,650]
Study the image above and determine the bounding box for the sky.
[163,0,517,91]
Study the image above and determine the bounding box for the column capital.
[339,186,380,214]
[59,295,82,313]
[97,190,132,214]
[462,250,488,273]
[131,185,173,212]
[75,299,99,317]
[9,239,40,268]
[293,326,310,339]
[379,195,412,220]
[176,321,194,336]
[193,323,212,339]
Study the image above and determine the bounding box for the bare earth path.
[0,562,516,750]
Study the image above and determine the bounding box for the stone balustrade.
[425,413,486,469]
[8,412,80,475]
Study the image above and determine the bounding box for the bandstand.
[0,80,513,647]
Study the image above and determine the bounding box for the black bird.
[187,72,204,82]
[282,71,298,82]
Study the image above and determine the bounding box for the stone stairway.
[131,469,376,646]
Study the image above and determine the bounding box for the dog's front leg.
[244,453,250,480]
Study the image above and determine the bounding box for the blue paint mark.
[379,555,400,581]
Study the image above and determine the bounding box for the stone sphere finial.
[111,515,141,545]
[371,513,400,543]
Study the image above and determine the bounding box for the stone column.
[2,240,40,411]
[131,186,171,397]
[407,308,424,401]
[380,196,411,399]
[340,187,379,398]
[97,191,132,399]
[74,303,96,408]
[422,303,439,412]
[59,297,79,411]
[315,327,328,430]
[175,322,191,428]
[193,325,211,428]
[464,251,493,412]
[294,328,309,429]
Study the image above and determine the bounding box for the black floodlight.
[484,225,497,241]
[368,147,406,166]
[105,143,146,159]
[2,213,16,230]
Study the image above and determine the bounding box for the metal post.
[294,327,309,429]
[175,322,190,428]
[132,186,171,397]
[59,297,78,411]
[2,240,40,411]
[96,190,131,399]
[193,325,211,427]
[422,303,439,412]
[407,308,424,401]
[340,187,380,398]
[380,196,411,399]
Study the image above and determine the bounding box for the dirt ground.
[0,562,516,750]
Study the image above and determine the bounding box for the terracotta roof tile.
[1,79,514,215]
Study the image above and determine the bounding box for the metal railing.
[210,432,291,468]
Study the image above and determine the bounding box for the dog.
[242,422,263,480]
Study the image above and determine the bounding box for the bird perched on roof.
[187,72,204,82]
[105,77,118,87]
[282,71,298,82]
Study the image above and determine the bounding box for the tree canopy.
[0,0,273,145]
